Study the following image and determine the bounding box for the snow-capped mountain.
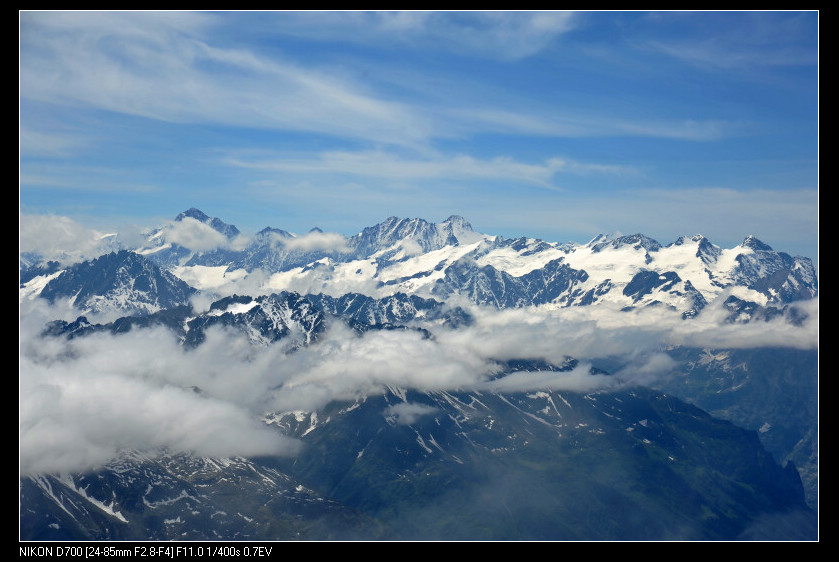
[19,209,819,541]
[137,207,243,268]
[115,209,818,320]
[42,291,326,349]
[20,364,816,541]
[176,207,241,240]
[25,249,196,318]
[21,452,384,541]
[431,254,593,309]
[346,214,482,257]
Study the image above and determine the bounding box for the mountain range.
[19,209,819,541]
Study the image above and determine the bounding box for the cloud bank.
[19,292,816,476]
[19,308,302,476]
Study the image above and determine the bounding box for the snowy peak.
[666,234,721,267]
[257,226,294,239]
[442,215,471,229]
[740,235,774,252]
[671,234,703,246]
[589,233,662,254]
[671,233,713,249]
[38,250,196,317]
[440,214,474,236]
[54,210,816,320]
[432,255,589,309]
[185,292,324,347]
[695,236,722,264]
[349,215,482,257]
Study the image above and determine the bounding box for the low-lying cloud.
[19,292,817,476]
[283,231,351,253]
[19,309,303,476]
[383,402,439,425]
[479,364,613,393]
[446,297,818,364]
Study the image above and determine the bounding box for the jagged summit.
[176,207,211,222]
[19,211,820,541]
[37,249,195,316]
[175,208,240,240]
[589,233,662,253]
[672,234,706,245]
[741,235,774,252]
[442,214,473,230]
[257,226,294,238]
[348,215,480,257]
[27,211,814,319]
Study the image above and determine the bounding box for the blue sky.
[20,11,818,260]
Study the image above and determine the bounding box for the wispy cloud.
[258,11,577,61]
[20,11,431,149]
[20,10,743,157]
[641,12,817,71]
[226,149,633,189]
[647,40,817,70]
[452,108,742,141]
[19,127,90,158]
[19,163,164,194]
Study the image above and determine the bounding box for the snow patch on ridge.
[20,270,64,301]
[476,241,565,276]
[55,474,129,523]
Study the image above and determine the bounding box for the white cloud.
[19,317,485,474]
[267,323,495,413]
[283,231,350,253]
[480,363,616,393]
[399,239,424,258]
[444,299,817,372]
[383,402,438,425]
[18,321,302,476]
[19,213,116,264]
[611,352,679,386]
[665,296,819,350]
[19,287,817,475]
[162,217,230,251]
